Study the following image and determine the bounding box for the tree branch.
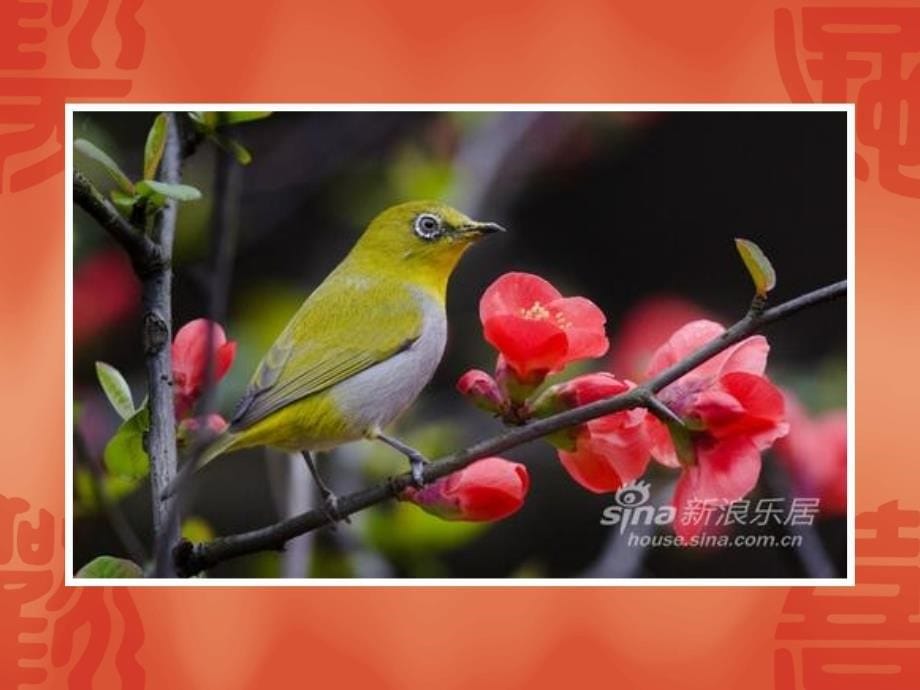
[173,279,846,577]
[145,113,182,577]
[73,170,164,273]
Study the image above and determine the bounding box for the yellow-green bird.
[177,201,504,513]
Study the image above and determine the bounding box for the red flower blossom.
[401,457,529,522]
[645,320,788,538]
[775,392,847,514]
[537,373,651,493]
[609,295,709,382]
[479,272,608,380]
[73,250,140,346]
[172,319,236,419]
[456,369,503,414]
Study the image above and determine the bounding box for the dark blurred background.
[73,110,847,578]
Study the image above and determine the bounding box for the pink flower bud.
[172,319,236,419]
[456,369,504,413]
[402,457,529,522]
[532,372,630,418]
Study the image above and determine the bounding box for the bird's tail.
[159,431,239,500]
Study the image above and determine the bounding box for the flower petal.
[694,435,762,504]
[711,372,788,448]
[550,296,609,361]
[558,444,624,493]
[215,341,237,381]
[610,296,709,382]
[483,314,568,377]
[646,320,726,379]
[647,416,680,468]
[671,436,762,539]
[564,373,630,407]
[718,335,769,377]
[479,272,562,322]
[586,424,652,485]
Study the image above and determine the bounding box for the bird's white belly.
[330,289,447,435]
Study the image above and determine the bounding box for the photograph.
[68,107,850,581]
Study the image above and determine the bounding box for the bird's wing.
[230,277,425,430]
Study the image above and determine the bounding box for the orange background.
[2,1,919,688]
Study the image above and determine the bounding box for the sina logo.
[614,480,651,507]
[601,480,675,532]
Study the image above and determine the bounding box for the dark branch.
[73,170,165,273]
[143,113,182,577]
[173,279,847,577]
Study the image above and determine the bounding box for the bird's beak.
[460,221,506,237]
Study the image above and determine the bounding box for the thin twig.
[173,279,846,576]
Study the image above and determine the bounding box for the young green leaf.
[143,113,167,180]
[735,238,776,297]
[136,179,203,201]
[110,189,140,214]
[76,555,144,578]
[95,361,135,420]
[74,139,135,194]
[222,111,272,126]
[211,132,252,165]
[104,405,150,480]
[188,111,218,131]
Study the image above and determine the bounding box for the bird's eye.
[414,213,442,240]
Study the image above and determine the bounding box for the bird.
[167,201,504,517]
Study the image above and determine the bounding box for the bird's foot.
[375,433,429,488]
[319,490,351,526]
[408,453,428,488]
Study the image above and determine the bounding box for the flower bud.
[456,369,504,414]
[172,319,237,419]
[401,457,529,522]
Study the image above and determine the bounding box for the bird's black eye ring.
[414,213,442,240]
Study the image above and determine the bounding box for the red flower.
[401,457,530,522]
[775,392,847,514]
[537,373,651,493]
[73,250,140,346]
[456,369,503,414]
[609,295,709,382]
[172,319,236,419]
[479,272,608,380]
[646,320,788,538]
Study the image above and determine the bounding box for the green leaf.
[735,238,776,297]
[136,179,202,201]
[104,405,149,480]
[210,133,252,165]
[74,466,99,515]
[76,556,143,578]
[74,468,141,517]
[143,113,167,180]
[74,139,135,194]
[95,361,135,420]
[110,189,141,214]
[222,111,272,126]
[189,111,218,131]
